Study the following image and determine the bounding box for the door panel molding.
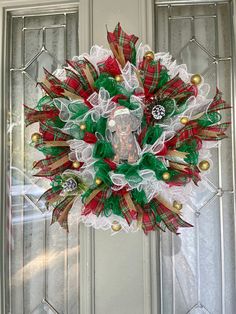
[230,0,236,301]
[0,1,160,313]
[0,5,10,314]
[80,226,95,314]
[79,0,93,53]
[139,2,161,314]
[78,1,95,314]
[138,0,155,48]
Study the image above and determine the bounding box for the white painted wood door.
[1,1,236,314]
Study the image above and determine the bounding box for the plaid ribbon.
[34,152,72,177]
[64,59,98,98]
[39,122,71,141]
[44,68,61,85]
[169,162,200,185]
[40,61,98,100]
[38,187,63,207]
[24,105,59,126]
[166,121,199,148]
[38,69,67,97]
[156,74,195,105]
[82,187,135,225]
[141,211,157,234]
[67,58,98,81]
[142,211,163,234]
[34,152,67,169]
[37,82,59,98]
[166,119,229,149]
[83,189,108,216]
[51,196,75,231]
[35,161,72,177]
[81,185,192,234]
[139,59,162,94]
[43,67,84,97]
[63,68,92,99]
[208,88,231,112]
[151,197,192,234]
[134,202,164,234]
[97,56,121,76]
[107,22,138,65]
[35,139,70,151]
[119,192,134,225]
[198,122,229,140]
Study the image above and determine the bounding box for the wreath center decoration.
[25,23,230,234]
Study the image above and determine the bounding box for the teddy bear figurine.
[107,106,141,164]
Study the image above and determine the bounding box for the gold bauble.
[144,51,155,61]
[162,171,170,181]
[72,161,81,169]
[191,74,202,86]
[80,123,86,130]
[173,200,183,211]
[95,178,102,185]
[180,116,189,125]
[31,132,42,143]
[111,221,122,232]
[115,74,123,82]
[199,160,210,171]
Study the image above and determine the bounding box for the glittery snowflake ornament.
[152,104,166,120]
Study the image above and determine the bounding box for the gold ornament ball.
[173,200,183,211]
[191,74,202,86]
[199,160,210,171]
[31,132,42,143]
[162,171,171,181]
[115,74,123,82]
[95,178,102,185]
[80,123,86,130]
[72,161,81,169]
[111,221,122,232]
[180,116,189,125]
[144,51,155,61]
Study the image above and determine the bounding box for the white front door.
[1,1,235,314]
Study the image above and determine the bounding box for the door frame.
[2,0,236,313]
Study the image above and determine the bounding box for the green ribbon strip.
[131,188,148,207]
[67,101,89,120]
[178,139,199,165]
[197,111,221,127]
[93,140,115,159]
[36,95,54,110]
[142,125,163,145]
[115,152,167,184]
[93,160,113,186]
[94,73,131,97]
[157,69,170,89]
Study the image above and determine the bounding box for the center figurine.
[107,106,141,164]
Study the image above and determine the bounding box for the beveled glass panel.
[155,1,235,313]
[8,8,80,314]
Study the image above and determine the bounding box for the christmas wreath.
[25,23,230,234]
